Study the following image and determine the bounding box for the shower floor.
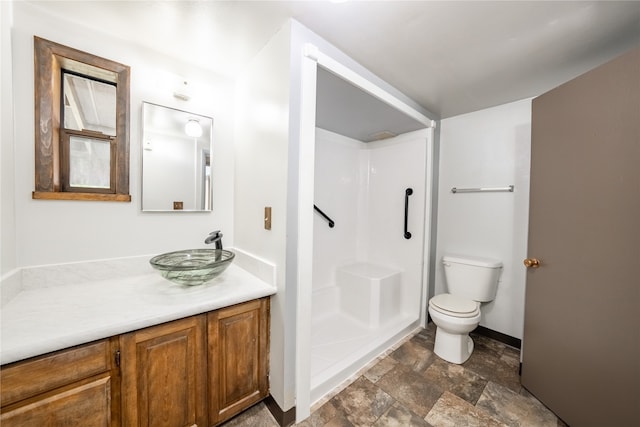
[310,310,417,404]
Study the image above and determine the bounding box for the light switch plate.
[264,207,272,230]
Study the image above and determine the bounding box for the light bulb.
[185,119,202,138]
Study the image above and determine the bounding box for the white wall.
[435,98,531,339]
[1,0,16,277]
[5,1,235,270]
[233,23,294,411]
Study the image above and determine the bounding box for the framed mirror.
[141,102,213,211]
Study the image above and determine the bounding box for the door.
[120,315,206,427]
[521,48,639,426]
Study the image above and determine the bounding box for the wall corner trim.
[303,43,319,61]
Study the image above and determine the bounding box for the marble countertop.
[1,264,276,365]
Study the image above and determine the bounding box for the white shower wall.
[365,132,427,314]
[313,128,428,317]
[312,129,362,290]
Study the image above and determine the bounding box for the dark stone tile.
[376,364,443,417]
[501,346,521,368]
[469,332,507,358]
[220,402,279,427]
[389,339,437,372]
[503,345,521,360]
[372,402,434,427]
[519,387,565,427]
[364,356,398,383]
[462,345,522,393]
[425,391,507,426]
[323,413,355,427]
[297,400,339,427]
[476,381,558,426]
[422,358,488,404]
[411,325,436,350]
[331,377,395,426]
[424,322,437,334]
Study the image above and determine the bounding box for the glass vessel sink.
[150,249,235,286]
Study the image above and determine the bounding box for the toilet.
[428,254,502,364]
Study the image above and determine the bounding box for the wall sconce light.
[185,119,203,138]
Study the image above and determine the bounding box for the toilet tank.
[442,255,503,302]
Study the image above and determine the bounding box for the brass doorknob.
[524,258,541,268]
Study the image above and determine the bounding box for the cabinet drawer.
[1,374,112,427]
[1,339,111,407]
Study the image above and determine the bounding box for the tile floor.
[221,323,567,427]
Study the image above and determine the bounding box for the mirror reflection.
[142,102,213,211]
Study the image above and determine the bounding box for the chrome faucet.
[204,230,223,250]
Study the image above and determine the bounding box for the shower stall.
[310,126,430,403]
[295,48,435,416]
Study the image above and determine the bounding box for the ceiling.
[27,0,640,124]
[316,67,428,141]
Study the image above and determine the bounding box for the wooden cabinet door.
[208,298,269,425]
[120,315,206,427]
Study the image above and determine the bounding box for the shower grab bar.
[451,185,514,194]
[314,204,335,228]
[404,188,413,239]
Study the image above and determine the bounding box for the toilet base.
[433,327,474,364]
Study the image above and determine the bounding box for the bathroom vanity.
[1,298,270,427]
[0,261,275,427]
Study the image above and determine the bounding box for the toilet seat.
[429,293,480,318]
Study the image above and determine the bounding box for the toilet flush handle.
[523,258,541,268]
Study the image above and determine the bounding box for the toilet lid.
[430,294,479,317]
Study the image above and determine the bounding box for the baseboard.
[473,325,521,349]
[264,395,296,427]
